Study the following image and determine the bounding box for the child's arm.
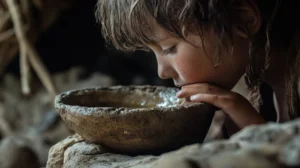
[176,83,265,134]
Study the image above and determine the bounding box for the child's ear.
[231,0,261,38]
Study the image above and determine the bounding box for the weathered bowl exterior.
[55,85,215,154]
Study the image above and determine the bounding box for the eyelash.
[162,45,177,55]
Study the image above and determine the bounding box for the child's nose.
[157,61,176,79]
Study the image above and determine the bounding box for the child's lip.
[175,82,194,88]
[174,83,185,88]
[176,82,209,88]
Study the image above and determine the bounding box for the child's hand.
[176,83,265,131]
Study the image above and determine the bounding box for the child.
[95,0,300,136]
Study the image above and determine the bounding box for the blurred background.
[0,0,175,167]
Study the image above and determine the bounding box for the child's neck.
[264,48,290,122]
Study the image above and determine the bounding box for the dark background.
[6,0,174,87]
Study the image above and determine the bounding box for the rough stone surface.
[47,119,300,168]
[46,134,84,168]
[63,142,157,168]
[230,122,297,144]
[278,135,300,167]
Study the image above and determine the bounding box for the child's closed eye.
[162,45,177,56]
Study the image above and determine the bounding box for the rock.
[46,117,300,168]
[46,134,84,168]
[63,141,158,168]
[150,155,201,168]
[0,136,40,168]
[278,135,300,167]
[230,121,297,144]
[201,150,280,168]
[142,142,280,168]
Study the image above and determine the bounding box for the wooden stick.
[6,0,30,95]
[20,39,30,95]
[26,42,57,97]
[0,25,29,43]
[0,28,15,44]
[0,25,30,43]
[6,0,57,97]
[20,0,31,95]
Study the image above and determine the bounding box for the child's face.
[147,24,250,89]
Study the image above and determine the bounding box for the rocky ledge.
[46,119,300,168]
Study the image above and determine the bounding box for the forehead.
[147,22,174,43]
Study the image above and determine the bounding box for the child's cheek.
[174,54,187,71]
[175,54,195,79]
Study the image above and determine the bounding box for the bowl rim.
[54,85,210,115]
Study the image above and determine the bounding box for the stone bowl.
[55,85,215,155]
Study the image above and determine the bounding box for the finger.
[177,83,228,98]
[190,93,254,115]
[189,93,227,109]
